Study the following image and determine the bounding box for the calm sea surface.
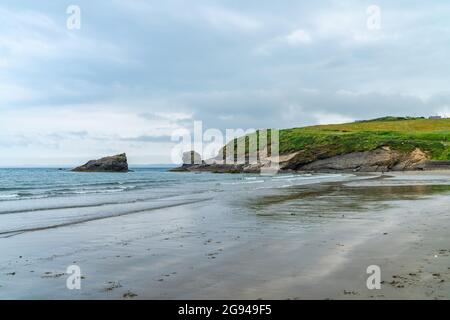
[0,168,350,237]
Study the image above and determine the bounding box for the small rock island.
[170,151,203,172]
[72,153,129,172]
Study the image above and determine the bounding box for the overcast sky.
[1,0,450,165]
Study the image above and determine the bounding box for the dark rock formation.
[72,153,129,172]
[182,151,202,165]
[175,163,244,173]
[170,151,203,172]
[170,147,431,173]
[422,160,450,170]
[296,147,428,172]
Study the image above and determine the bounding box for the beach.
[0,169,449,299]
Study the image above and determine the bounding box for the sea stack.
[182,150,202,165]
[170,151,202,172]
[72,153,129,172]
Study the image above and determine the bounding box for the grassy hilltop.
[228,117,450,162]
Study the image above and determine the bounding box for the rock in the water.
[169,151,203,172]
[182,151,202,165]
[72,153,129,172]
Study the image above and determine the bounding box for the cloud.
[2,1,450,165]
[284,29,312,45]
[256,28,312,55]
[0,84,39,104]
[120,135,174,143]
[0,4,135,109]
[200,6,261,32]
[313,112,354,125]
[437,106,450,118]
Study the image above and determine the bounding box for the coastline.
[0,171,449,299]
[171,162,450,174]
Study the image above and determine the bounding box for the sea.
[0,167,351,238]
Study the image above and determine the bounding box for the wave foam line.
[0,198,212,238]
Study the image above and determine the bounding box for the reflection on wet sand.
[247,178,450,219]
[0,172,449,299]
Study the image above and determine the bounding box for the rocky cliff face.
[171,147,430,173]
[72,153,129,172]
[293,147,428,172]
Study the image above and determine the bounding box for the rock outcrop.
[72,153,129,172]
[422,160,450,170]
[168,116,450,174]
[170,147,430,173]
[295,147,428,172]
[170,151,203,172]
[182,151,202,165]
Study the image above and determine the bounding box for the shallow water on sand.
[0,170,449,299]
[0,168,353,237]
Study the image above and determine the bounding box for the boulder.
[72,153,129,172]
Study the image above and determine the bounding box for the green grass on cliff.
[226,117,450,161]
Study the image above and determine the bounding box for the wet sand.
[0,172,449,299]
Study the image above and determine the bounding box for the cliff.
[172,117,450,173]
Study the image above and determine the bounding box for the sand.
[0,172,449,299]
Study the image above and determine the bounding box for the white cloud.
[0,84,39,105]
[256,28,312,55]
[312,8,397,47]
[0,105,185,137]
[1,1,450,164]
[201,6,261,32]
[313,112,354,125]
[153,112,193,121]
[437,106,450,118]
[336,89,361,97]
[0,103,191,165]
[283,29,312,45]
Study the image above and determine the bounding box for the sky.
[1,0,450,166]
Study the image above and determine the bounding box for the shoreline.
[171,161,450,174]
[0,171,449,299]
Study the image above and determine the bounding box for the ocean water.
[0,168,352,237]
